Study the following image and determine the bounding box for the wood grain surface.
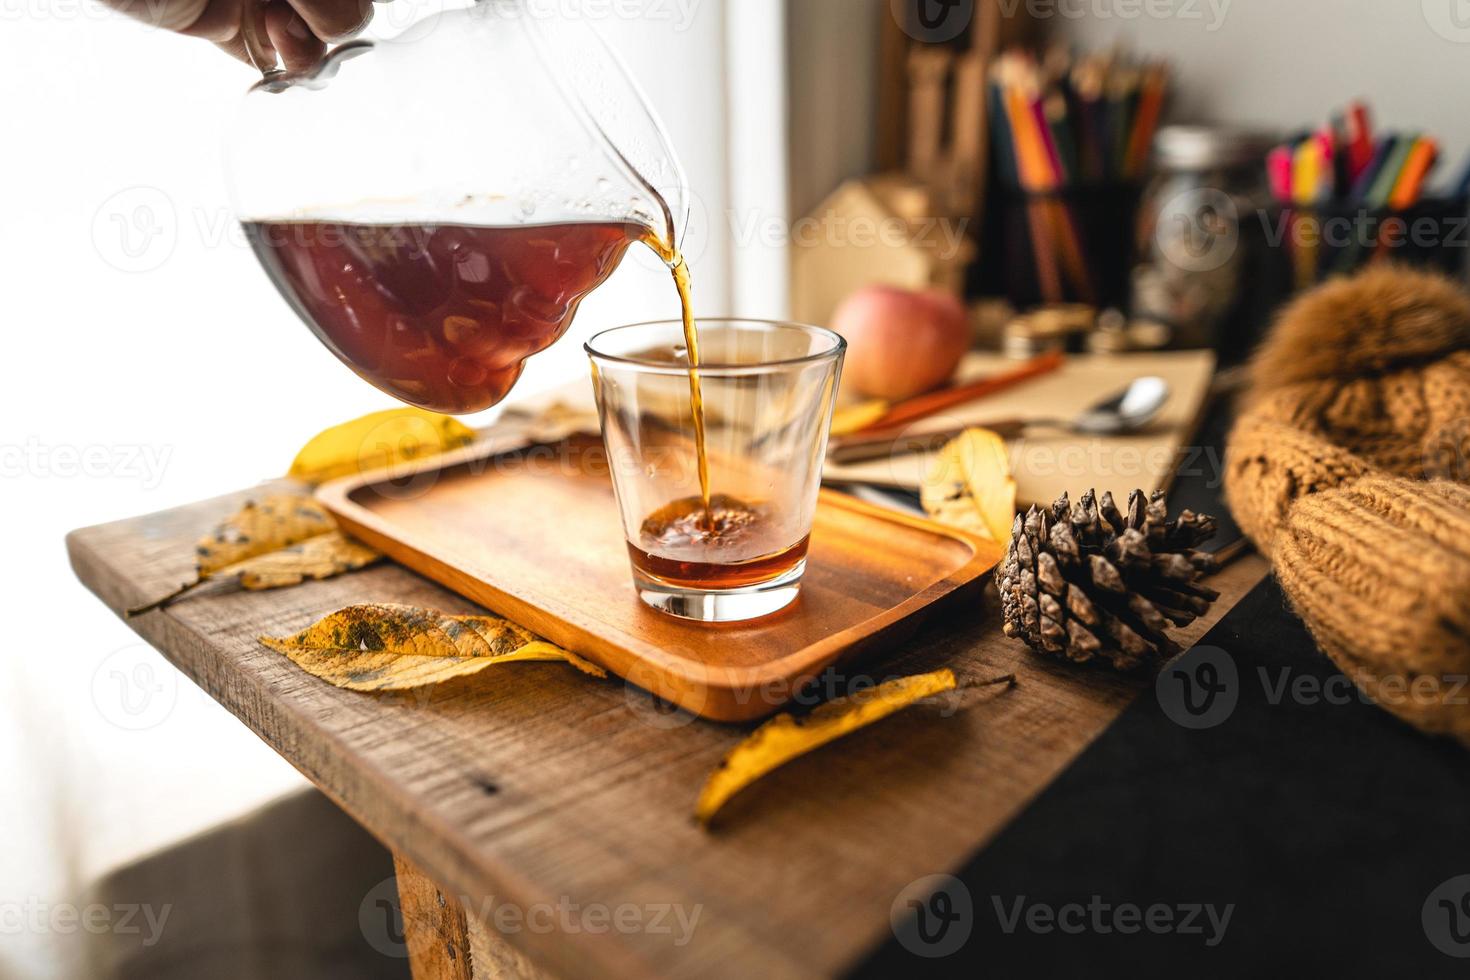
[395,854,476,980]
[319,436,1003,722]
[68,483,1266,980]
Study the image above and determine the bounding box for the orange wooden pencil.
[1388,136,1440,209]
[1125,64,1167,178]
[851,351,1066,436]
[1003,81,1064,302]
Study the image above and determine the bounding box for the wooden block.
[789,175,975,327]
[906,47,953,184]
[875,4,911,173]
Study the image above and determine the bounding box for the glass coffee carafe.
[227,0,689,414]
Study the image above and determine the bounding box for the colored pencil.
[1350,136,1397,202]
[1272,101,1459,282]
[1346,101,1375,180]
[1267,146,1294,202]
[1365,135,1416,207]
[1031,94,1065,188]
[1292,140,1322,206]
[1388,136,1439,209]
[988,48,1171,304]
[1312,130,1337,202]
[850,351,1066,436]
[988,83,1019,188]
[1002,80,1064,302]
[1044,93,1079,185]
[1125,65,1167,178]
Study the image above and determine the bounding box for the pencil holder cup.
[1213,195,1468,365]
[1158,195,1470,367]
[978,183,1142,312]
[1263,196,1470,285]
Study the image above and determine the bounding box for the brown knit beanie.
[1225,266,1470,745]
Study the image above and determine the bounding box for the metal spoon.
[826,376,1171,465]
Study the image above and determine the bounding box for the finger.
[99,0,209,32]
[215,36,258,67]
[286,0,371,43]
[214,21,278,74]
[179,0,248,42]
[264,2,326,72]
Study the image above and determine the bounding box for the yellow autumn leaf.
[920,428,1017,542]
[227,531,382,590]
[197,494,338,577]
[694,669,957,824]
[288,408,476,485]
[828,399,891,437]
[128,494,381,616]
[260,603,607,691]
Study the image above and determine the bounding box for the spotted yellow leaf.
[192,494,335,576]
[128,494,380,616]
[261,603,607,691]
[228,530,382,590]
[288,408,476,485]
[694,669,957,824]
[920,428,1017,542]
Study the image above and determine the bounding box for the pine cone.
[997,489,1221,670]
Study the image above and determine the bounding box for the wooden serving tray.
[318,435,1002,722]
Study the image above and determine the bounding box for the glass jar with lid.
[1132,125,1276,349]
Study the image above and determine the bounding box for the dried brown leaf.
[260,603,607,690]
[230,531,382,590]
[128,494,380,616]
[198,495,337,577]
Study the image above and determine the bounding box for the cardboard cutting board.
[823,350,1217,506]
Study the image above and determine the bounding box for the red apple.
[830,285,970,400]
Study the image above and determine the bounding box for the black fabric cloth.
[853,576,1470,977]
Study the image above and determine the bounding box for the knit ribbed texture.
[1225,266,1470,746]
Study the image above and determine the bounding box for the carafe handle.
[240,0,285,79]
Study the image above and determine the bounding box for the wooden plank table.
[68,473,1266,979]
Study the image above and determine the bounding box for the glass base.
[633,561,805,623]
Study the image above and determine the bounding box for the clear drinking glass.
[586,320,846,622]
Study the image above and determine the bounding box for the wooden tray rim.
[316,435,1003,711]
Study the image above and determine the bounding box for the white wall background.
[0,1,786,976]
[784,0,882,218]
[1056,0,1470,185]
